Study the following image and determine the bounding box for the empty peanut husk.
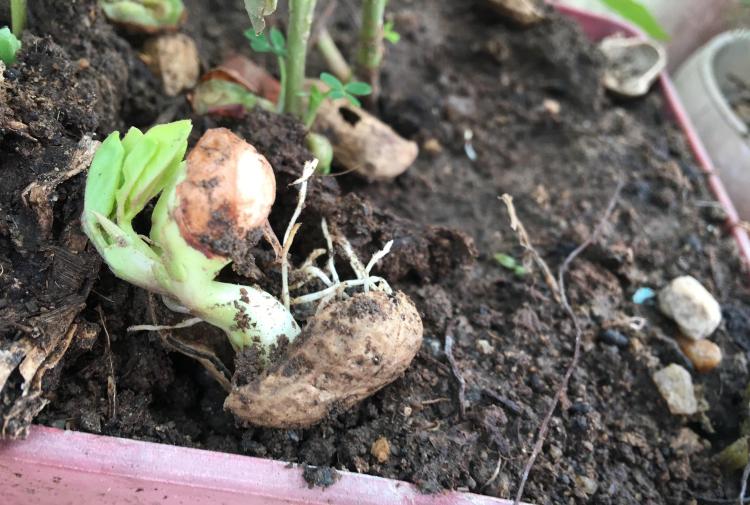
[313,98,418,180]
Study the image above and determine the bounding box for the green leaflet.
[84,132,125,222]
[599,0,668,40]
[99,0,185,30]
[127,119,191,216]
[116,135,158,222]
[0,26,21,65]
[244,0,278,35]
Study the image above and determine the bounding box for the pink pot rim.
[0,425,520,505]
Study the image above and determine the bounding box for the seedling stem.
[284,0,317,117]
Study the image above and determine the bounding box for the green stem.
[317,28,352,82]
[283,0,317,118]
[356,0,387,106]
[10,0,26,36]
[276,56,287,113]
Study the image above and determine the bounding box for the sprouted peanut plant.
[82,119,423,427]
[98,0,186,32]
[0,26,21,65]
[245,26,371,173]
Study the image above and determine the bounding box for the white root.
[281,159,318,310]
[278,160,394,313]
[291,277,390,305]
[128,317,203,332]
[321,218,340,284]
[364,240,393,293]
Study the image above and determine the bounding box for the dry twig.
[97,306,117,421]
[499,194,561,302]
[510,181,624,505]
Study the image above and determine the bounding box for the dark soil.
[2,1,750,504]
[724,74,750,128]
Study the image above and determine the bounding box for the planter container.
[2,5,749,505]
[674,31,750,221]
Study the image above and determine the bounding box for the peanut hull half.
[225,290,423,428]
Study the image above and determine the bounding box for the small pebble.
[652,364,697,415]
[678,337,722,373]
[403,405,412,417]
[476,339,493,355]
[548,445,563,460]
[423,138,443,156]
[575,475,599,496]
[371,437,391,463]
[659,276,721,340]
[599,329,629,348]
[543,98,561,115]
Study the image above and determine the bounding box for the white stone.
[658,276,721,340]
[652,364,697,415]
[476,339,493,355]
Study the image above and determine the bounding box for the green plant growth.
[0,27,21,65]
[304,73,372,128]
[284,0,317,117]
[81,120,301,352]
[11,0,26,36]
[245,27,288,113]
[316,28,352,82]
[98,0,185,31]
[82,120,395,358]
[598,0,668,40]
[494,253,527,277]
[383,19,400,44]
[246,22,371,175]
[356,0,388,104]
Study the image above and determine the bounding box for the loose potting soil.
[2,1,750,503]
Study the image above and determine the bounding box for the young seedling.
[10,0,26,36]
[82,120,298,351]
[244,27,288,112]
[303,72,372,128]
[82,122,421,428]
[98,0,186,32]
[356,0,389,107]
[0,27,21,65]
[494,252,527,277]
[383,19,400,44]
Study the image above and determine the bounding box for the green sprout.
[82,120,301,351]
[83,120,395,358]
[11,0,26,36]
[245,23,369,175]
[598,0,668,40]
[98,0,185,32]
[304,72,372,128]
[494,253,527,277]
[356,0,389,105]
[316,28,352,82]
[383,20,400,44]
[245,27,288,113]
[0,27,21,65]
[191,79,275,116]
